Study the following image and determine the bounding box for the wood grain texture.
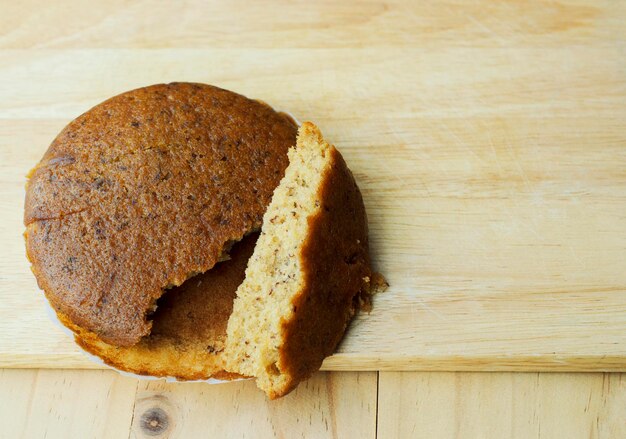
[2,370,624,439]
[0,0,625,371]
[0,369,137,439]
[1,0,625,49]
[0,370,377,439]
[377,372,626,439]
[130,372,377,439]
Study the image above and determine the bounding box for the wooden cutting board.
[1,0,625,371]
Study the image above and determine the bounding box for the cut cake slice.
[224,122,372,398]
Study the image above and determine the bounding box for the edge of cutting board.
[1,353,625,372]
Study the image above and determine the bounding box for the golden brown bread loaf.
[224,122,371,398]
[24,83,297,346]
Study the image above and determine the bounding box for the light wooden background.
[1,0,626,437]
[2,0,626,372]
[1,370,624,438]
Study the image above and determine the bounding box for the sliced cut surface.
[224,122,371,398]
[58,234,257,381]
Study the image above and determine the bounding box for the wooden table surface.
[1,1,626,437]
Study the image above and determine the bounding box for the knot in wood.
[140,407,170,436]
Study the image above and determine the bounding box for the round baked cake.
[24,83,297,346]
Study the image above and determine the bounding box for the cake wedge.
[224,122,372,398]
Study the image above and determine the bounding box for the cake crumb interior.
[225,129,331,392]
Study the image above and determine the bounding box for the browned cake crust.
[24,83,297,346]
[272,125,371,397]
[58,234,257,381]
